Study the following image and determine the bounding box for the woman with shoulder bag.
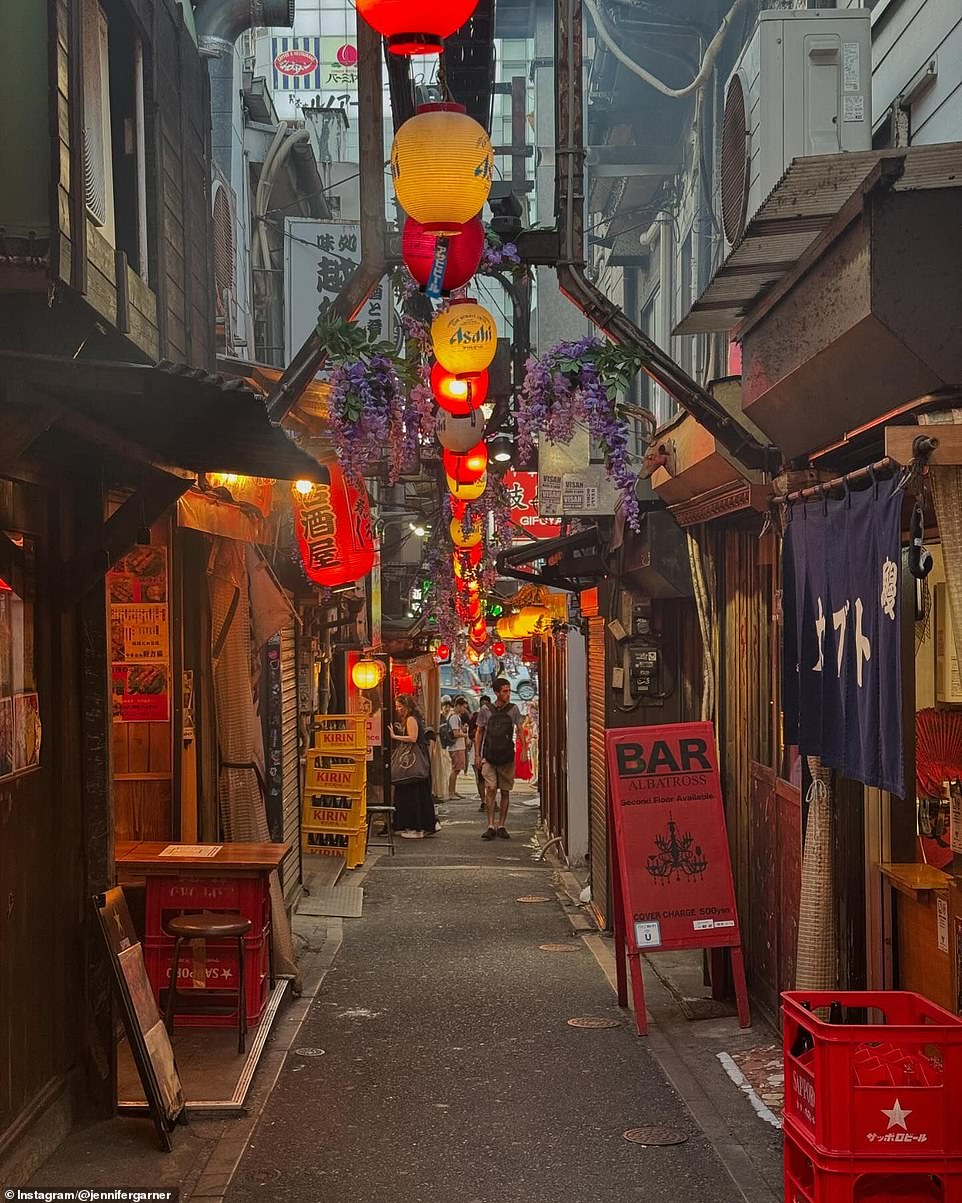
[389,694,438,839]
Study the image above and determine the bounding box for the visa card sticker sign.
[605,721,740,953]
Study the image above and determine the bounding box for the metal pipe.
[536,835,569,866]
[195,0,296,57]
[553,0,777,473]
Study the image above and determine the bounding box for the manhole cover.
[293,1047,326,1057]
[623,1126,688,1147]
[567,1017,621,1029]
[517,895,551,903]
[540,943,579,953]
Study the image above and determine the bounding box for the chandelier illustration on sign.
[645,815,708,882]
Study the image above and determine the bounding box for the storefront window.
[0,532,40,778]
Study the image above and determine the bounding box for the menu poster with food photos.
[108,546,170,723]
[0,531,41,781]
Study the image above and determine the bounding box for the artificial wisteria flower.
[329,354,406,485]
[518,336,648,531]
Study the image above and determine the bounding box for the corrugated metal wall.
[540,632,568,849]
[279,624,301,907]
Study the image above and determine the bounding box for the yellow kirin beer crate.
[311,715,367,756]
[302,792,366,831]
[302,824,367,869]
[305,752,366,795]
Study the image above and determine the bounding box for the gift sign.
[605,721,749,1034]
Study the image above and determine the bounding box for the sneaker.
[497,827,511,840]
[481,827,497,841]
[399,830,424,840]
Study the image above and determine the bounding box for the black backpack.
[483,706,515,765]
[439,716,456,749]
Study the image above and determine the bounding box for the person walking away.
[446,697,469,800]
[476,679,522,840]
[390,694,438,838]
[472,694,491,811]
[524,698,539,787]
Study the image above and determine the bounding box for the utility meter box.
[721,8,872,246]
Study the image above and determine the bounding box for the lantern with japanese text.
[436,408,486,452]
[431,299,497,379]
[292,466,376,587]
[443,442,487,482]
[391,104,493,234]
[351,655,385,690]
[402,216,484,294]
[356,0,480,55]
[431,363,488,416]
[446,472,486,502]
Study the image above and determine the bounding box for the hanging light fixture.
[351,654,386,690]
[431,362,488,416]
[402,216,485,294]
[356,0,480,55]
[488,432,514,465]
[391,104,493,233]
[431,299,497,379]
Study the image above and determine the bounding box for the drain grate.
[516,895,551,903]
[623,1126,688,1147]
[567,1017,620,1029]
[293,1047,326,1057]
[540,943,579,953]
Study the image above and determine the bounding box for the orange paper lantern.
[431,298,497,379]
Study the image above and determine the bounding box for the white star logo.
[882,1099,912,1131]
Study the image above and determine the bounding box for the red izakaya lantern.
[470,620,488,645]
[357,0,480,56]
[402,216,484,294]
[292,467,376,588]
[456,543,484,571]
[491,640,506,657]
[443,442,487,482]
[435,643,451,663]
[431,362,488,416]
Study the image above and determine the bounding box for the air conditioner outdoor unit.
[721,8,872,248]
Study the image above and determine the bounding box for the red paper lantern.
[459,543,484,569]
[402,217,484,294]
[357,0,480,55]
[292,466,376,587]
[469,620,488,645]
[443,442,487,481]
[431,361,488,415]
[491,640,506,657]
[435,643,451,663]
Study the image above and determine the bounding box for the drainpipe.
[196,0,296,178]
[554,0,777,472]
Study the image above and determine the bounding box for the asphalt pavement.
[224,785,748,1203]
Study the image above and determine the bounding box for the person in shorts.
[446,696,469,799]
[475,679,522,840]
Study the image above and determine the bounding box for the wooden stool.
[366,805,396,855]
[164,912,252,1054]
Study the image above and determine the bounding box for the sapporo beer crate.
[305,749,366,795]
[144,934,270,1028]
[302,824,367,869]
[784,1116,962,1202]
[302,790,366,831]
[311,714,367,756]
[782,990,962,1160]
[145,876,271,940]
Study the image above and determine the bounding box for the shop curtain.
[208,539,299,986]
[795,757,838,990]
[919,411,962,673]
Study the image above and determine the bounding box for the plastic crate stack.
[302,715,369,869]
[782,990,962,1202]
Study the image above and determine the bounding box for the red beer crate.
[783,991,962,1159]
[145,933,269,1028]
[784,1117,962,1202]
[145,876,271,940]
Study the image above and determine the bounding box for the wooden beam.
[0,379,64,475]
[63,471,192,602]
[886,424,962,466]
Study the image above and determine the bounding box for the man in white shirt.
[447,697,469,800]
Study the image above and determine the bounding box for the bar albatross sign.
[781,474,904,796]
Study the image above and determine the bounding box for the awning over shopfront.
[0,350,323,481]
[497,528,611,591]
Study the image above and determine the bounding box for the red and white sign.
[605,721,749,1033]
[503,471,562,541]
[273,48,319,77]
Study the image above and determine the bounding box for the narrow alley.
[225,792,777,1203]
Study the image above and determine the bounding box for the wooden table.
[116,841,289,1028]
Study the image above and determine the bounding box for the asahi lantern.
[431,298,497,379]
[391,104,493,234]
[292,466,376,587]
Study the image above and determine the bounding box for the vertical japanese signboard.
[108,546,170,722]
[781,475,903,796]
[284,219,390,364]
[605,721,749,1034]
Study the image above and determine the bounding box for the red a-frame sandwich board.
[604,721,750,1036]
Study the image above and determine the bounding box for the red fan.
[916,708,962,799]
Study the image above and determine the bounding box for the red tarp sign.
[605,721,749,1034]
